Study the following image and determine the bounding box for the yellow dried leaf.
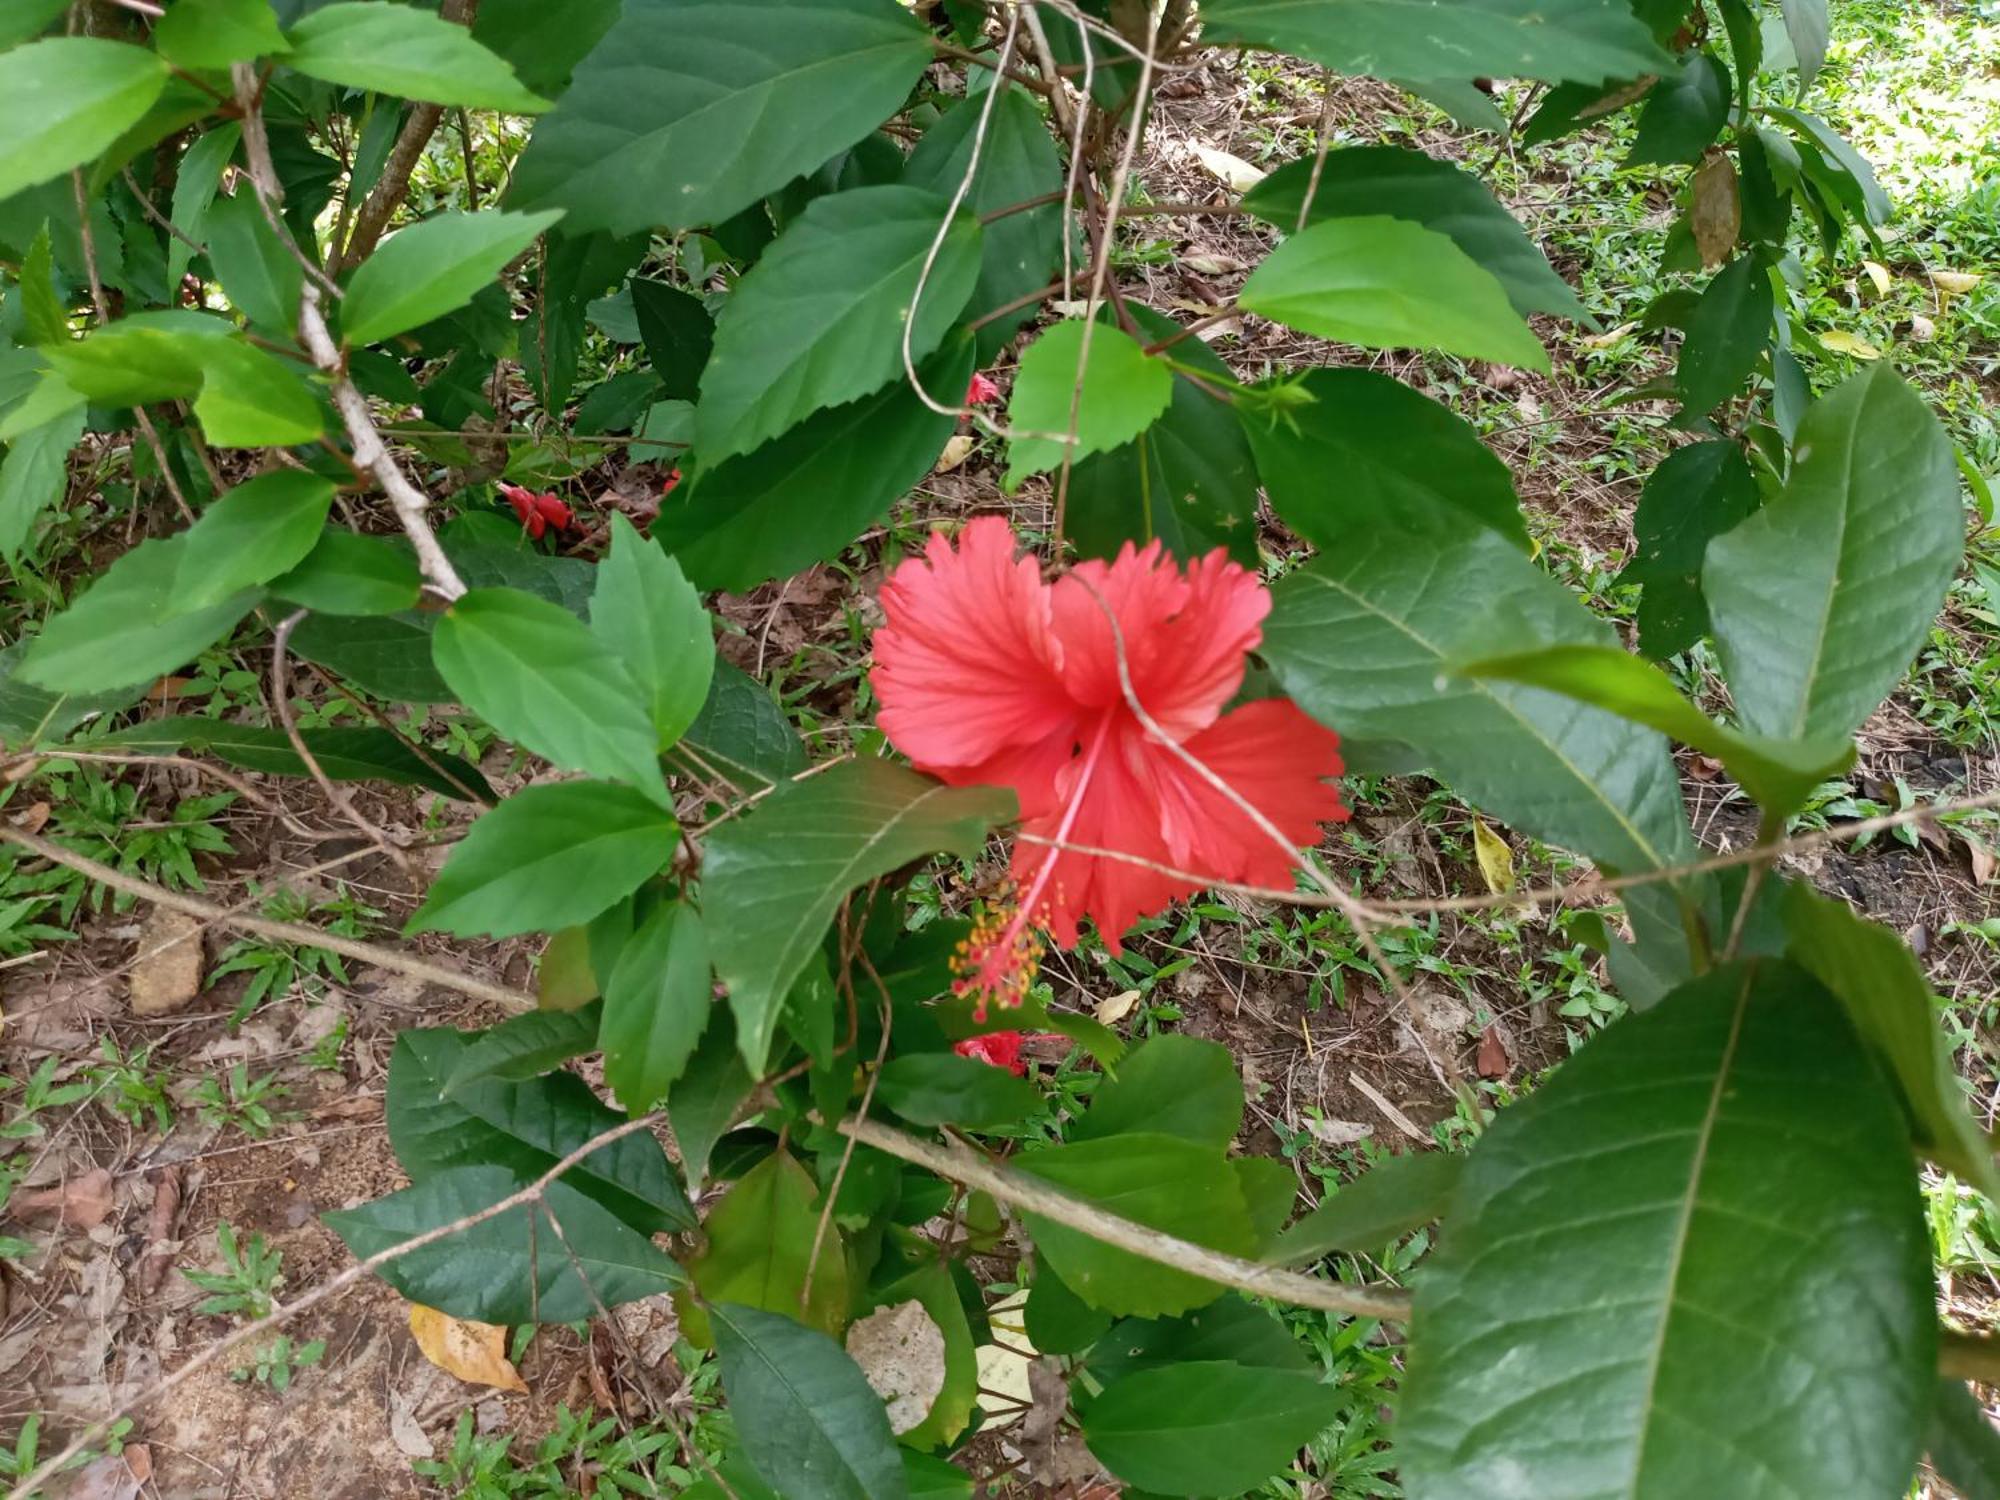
[1188,144,1266,193]
[1860,260,1891,297]
[1095,988,1140,1024]
[1689,154,1739,269]
[1580,321,1638,348]
[1819,329,1883,360]
[409,1304,528,1393]
[935,434,977,473]
[1472,820,1515,895]
[1930,270,1983,295]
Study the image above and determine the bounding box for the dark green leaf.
[1397,961,1933,1498]
[506,0,933,235]
[591,514,713,749]
[1240,216,1547,370]
[0,641,139,751]
[96,717,490,802]
[18,226,66,349]
[631,279,713,402]
[388,1027,692,1233]
[0,0,68,50]
[175,470,334,609]
[602,900,715,1116]
[443,517,598,615]
[1627,52,1729,166]
[444,1005,603,1089]
[876,1054,1040,1130]
[0,406,84,563]
[1087,1299,1313,1392]
[269,529,422,616]
[522,229,646,416]
[343,209,564,347]
[1675,254,1772,415]
[205,190,302,332]
[1263,526,1695,874]
[430,587,668,800]
[0,38,169,202]
[1271,1152,1460,1265]
[1929,1381,2000,1500]
[697,186,982,462]
[1024,1260,1113,1356]
[711,1303,910,1500]
[324,1164,683,1324]
[1004,320,1175,487]
[410,780,677,938]
[1072,1034,1241,1147]
[284,2,551,112]
[1778,0,1828,85]
[1243,367,1526,549]
[470,0,620,96]
[670,657,806,790]
[291,611,450,702]
[1620,441,1761,659]
[1083,1361,1336,1496]
[1704,364,1960,742]
[1243,147,1585,320]
[705,761,1012,1073]
[153,0,289,69]
[1768,109,1891,226]
[687,1151,848,1338]
[668,1012,754,1191]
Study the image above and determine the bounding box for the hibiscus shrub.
[0,0,1989,1495]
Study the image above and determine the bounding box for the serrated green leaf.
[1628,52,1730,166]
[285,2,550,112]
[591,514,713,748]
[1270,1152,1461,1265]
[269,529,422,616]
[154,0,290,69]
[443,1006,603,1091]
[192,338,327,447]
[42,315,221,407]
[1675,254,1773,415]
[1620,441,1762,660]
[687,1151,847,1340]
[175,470,333,609]
[669,657,806,790]
[602,900,714,1116]
[166,123,242,293]
[1004,319,1175,487]
[506,0,932,236]
[0,641,139,751]
[668,1011,753,1191]
[876,1054,1041,1130]
[205,187,302,332]
[18,225,67,348]
[343,208,564,346]
[292,611,451,702]
[630,279,713,402]
[1083,1361,1337,1496]
[411,780,676,938]
[0,38,170,203]
[1071,1034,1242,1147]
[0,405,84,563]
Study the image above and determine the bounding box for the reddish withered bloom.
[873,517,1346,1013]
[954,1031,1032,1075]
[498,482,573,540]
[965,371,1002,406]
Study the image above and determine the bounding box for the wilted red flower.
[498,482,573,540]
[965,371,1002,406]
[661,467,683,497]
[873,517,1346,1013]
[954,1031,1031,1075]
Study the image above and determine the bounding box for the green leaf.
[602,900,714,1116]
[591,514,713,748]
[96,717,490,802]
[509,10,925,232]
[343,208,564,347]
[430,587,668,801]
[0,0,68,50]
[0,38,169,203]
[442,1005,603,1089]
[631,279,713,402]
[1017,1132,1257,1318]
[902,85,1064,355]
[1086,1298,1313,1387]
[1198,0,1668,85]
[388,1028,692,1234]
[175,470,334,609]
[1456,643,1855,816]
[1768,108,1891,226]
[324,1164,682,1325]
[710,1303,910,1500]
[43,315,218,407]
[410,780,677,939]
[1071,1034,1242,1147]
[1675,254,1772,416]
[876,1054,1040,1130]
[191,338,327,447]
[1619,441,1762,660]
[154,0,289,69]
[661,342,969,592]
[1704,364,1961,743]
[205,190,302,332]
[0,644,138,750]
[1778,0,1829,85]
[870,1262,978,1450]
[1004,320,1175,487]
[1240,216,1547,371]
[696,186,982,463]
[18,535,259,694]
[688,1152,848,1339]
[1783,885,2000,1200]
[167,123,242,293]
[269,529,422,616]
[284,2,551,112]
[1930,1381,2000,1500]
[1397,961,1933,1499]
[1243,367,1526,549]
[671,657,807,790]
[1628,52,1730,166]
[292,611,451,702]
[1242,147,1585,320]
[1065,304,1260,565]
[1082,1362,1337,1497]
[668,1012,754,1191]
[704,760,1014,1074]
[1263,526,1695,875]
[1271,1151,1461,1265]
[1024,1261,1113,1356]
[470,0,620,95]
[18,225,67,348]
[0,406,84,563]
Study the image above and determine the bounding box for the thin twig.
[17,749,317,838]
[226,66,346,299]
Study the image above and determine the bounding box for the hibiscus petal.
[874,517,1078,780]
[1052,542,1267,741]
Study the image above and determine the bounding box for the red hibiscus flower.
[498,482,573,540]
[872,517,1346,1012]
[954,1031,1031,1075]
[965,371,1002,406]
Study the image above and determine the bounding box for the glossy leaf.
[411,780,677,938]
[1704,364,1960,742]
[1619,440,1761,660]
[1071,1035,1242,1147]
[1023,1262,1113,1356]
[430,588,668,801]
[1779,0,1829,85]
[1397,961,1933,1499]
[269,530,423,616]
[1930,1381,2000,1500]
[601,900,714,1116]
[175,471,334,609]
[1263,525,1695,875]
[324,1164,683,1325]
[875,1054,1040,1130]
[205,190,302,333]
[191,339,326,447]
[711,1303,910,1500]
[696,186,982,462]
[1675,254,1773,416]
[284,2,551,112]
[470,0,621,95]
[343,209,564,347]
[1243,147,1584,320]
[96,716,490,802]
[1082,1362,1337,1497]
[704,760,1013,1072]
[631,279,713,402]
[0,39,169,203]
[671,657,807,790]
[506,0,933,235]
[1004,320,1175,487]
[591,514,713,748]
[1240,216,1547,370]
[1270,1151,1461,1265]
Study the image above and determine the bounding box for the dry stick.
[271,609,416,879]
[2,1113,662,1500]
[1018,2,1088,302]
[225,66,345,299]
[119,166,206,256]
[0,824,531,1012]
[1294,66,1340,233]
[839,1115,1411,1320]
[11,749,318,838]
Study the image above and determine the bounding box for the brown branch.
[225,66,345,300]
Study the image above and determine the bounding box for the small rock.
[128,907,204,1017]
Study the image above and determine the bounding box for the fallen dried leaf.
[935,433,977,473]
[1967,838,1996,885]
[1095,989,1140,1025]
[1908,312,1937,341]
[409,1304,528,1393]
[1476,1023,1513,1079]
[1306,1116,1374,1146]
[10,801,50,835]
[1930,269,1983,295]
[1819,328,1883,360]
[1472,820,1515,895]
[1188,143,1265,192]
[14,1167,116,1230]
[1860,259,1892,297]
[138,1167,184,1297]
[128,906,204,1017]
[846,1299,947,1435]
